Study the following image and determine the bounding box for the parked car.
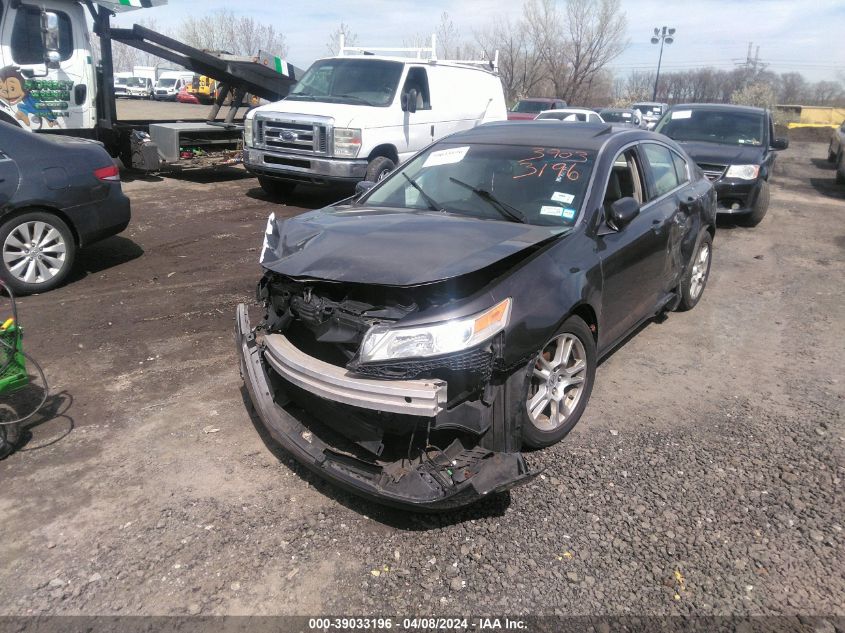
[176,89,200,105]
[632,102,669,129]
[113,75,129,98]
[827,119,845,184]
[0,122,131,294]
[243,49,507,197]
[535,108,604,123]
[654,103,788,225]
[599,108,644,128]
[236,122,717,510]
[508,98,568,120]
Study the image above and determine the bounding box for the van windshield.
[157,78,177,88]
[287,59,403,107]
[126,77,147,87]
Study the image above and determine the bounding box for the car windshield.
[600,110,633,123]
[287,59,403,107]
[633,104,664,116]
[656,109,765,146]
[361,142,596,227]
[511,100,547,113]
[157,78,177,88]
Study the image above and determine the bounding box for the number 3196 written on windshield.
[513,147,589,181]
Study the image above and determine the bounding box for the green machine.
[1,281,46,459]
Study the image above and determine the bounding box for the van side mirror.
[402,88,418,114]
[41,11,61,69]
[771,137,789,150]
[608,197,640,231]
[355,180,376,197]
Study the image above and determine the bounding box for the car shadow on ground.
[245,183,354,212]
[808,178,845,200]
[239,386,512,529]
[66,236,144,285]
[161,167,251,184]
[809,157,835,170]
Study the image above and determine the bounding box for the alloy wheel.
[526,333,588,431]
[689,242,710,300]
[2,220,67,285]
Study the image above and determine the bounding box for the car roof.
[670,103,767,115]
[600,107,634,112]
[538,108,595,115]
[520,97,560,102]
[447,121,649,149]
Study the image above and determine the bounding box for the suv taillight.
[94,165,120,181]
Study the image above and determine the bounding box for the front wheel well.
[0,206,80,247]
[367,144,399,165]
[569,303,598,342]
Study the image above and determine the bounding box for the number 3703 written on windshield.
[513,147,589,181]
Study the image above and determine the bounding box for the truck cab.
[242,38,506,196]
[0,0,97,131]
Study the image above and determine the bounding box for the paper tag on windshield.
[562,208,576,220]
[423,146,469,167]
[672,110,692,120]
[622,112,631,118]
[551,191,574,204]
[540,206,563,217]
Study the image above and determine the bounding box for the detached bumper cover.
[235,304,535,511]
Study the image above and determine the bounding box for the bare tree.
[179,10,288,58]
[475,17,546,103]
[326,22,358,56]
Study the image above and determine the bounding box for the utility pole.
[651,26,675,102]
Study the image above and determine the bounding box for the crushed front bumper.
[235,304,535,511]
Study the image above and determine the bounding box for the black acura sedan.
[0,122,131,294]
[654,104,788,226]
[236,122,717,510]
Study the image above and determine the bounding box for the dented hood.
[260,207,564,286]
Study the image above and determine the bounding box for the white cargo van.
[154,71,195,101]
[243,36,506,195]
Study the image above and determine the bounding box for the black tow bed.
[235,305,535,512]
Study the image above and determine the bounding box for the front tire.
[520,316,597,449]
[258,177,296,198]
[365,156,396,182]
[677,230,712,311]
[836,153,845,185]
[740,179,769,227]
[0,211,76,295]
[828,143,837,163]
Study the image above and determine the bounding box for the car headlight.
[334,128,362,158]
[244,116,254,147]
[725,164,760,180]
[359,298,512,363]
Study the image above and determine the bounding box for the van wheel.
[0,211,76,295]
[258,177,296,198]
[365,157,396,182]
[518,316,597,449]
[740,180,769,227]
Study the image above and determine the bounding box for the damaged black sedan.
[236,122,717,511]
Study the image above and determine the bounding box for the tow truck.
[0,0,302,170]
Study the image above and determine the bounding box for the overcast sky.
[114,0,845,82]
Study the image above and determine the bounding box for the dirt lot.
[0,142,842,618]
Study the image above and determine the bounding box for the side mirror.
[402,88,418,114]
[771,137,789,150]
[355,180,376,197]
[41,11,61,69]
[608,197,640,231]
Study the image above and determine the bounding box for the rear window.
[11,7,74,65]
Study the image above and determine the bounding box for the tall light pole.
[651,26,675,102]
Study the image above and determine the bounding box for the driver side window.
[401,67,431,110]
[11,7,74,65]
[603,148,644,219]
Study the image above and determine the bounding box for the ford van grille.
[257,119,330,156]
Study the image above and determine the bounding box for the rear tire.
[836,153,845,185]
[519,316,596,449]
[828,143,837,163]
[365,156,396,182]
[676,230,712,311]
[0,211,76,295]
[258,177,296,198]
[740,180,769,227]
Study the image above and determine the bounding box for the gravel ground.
[0,142,842,619]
